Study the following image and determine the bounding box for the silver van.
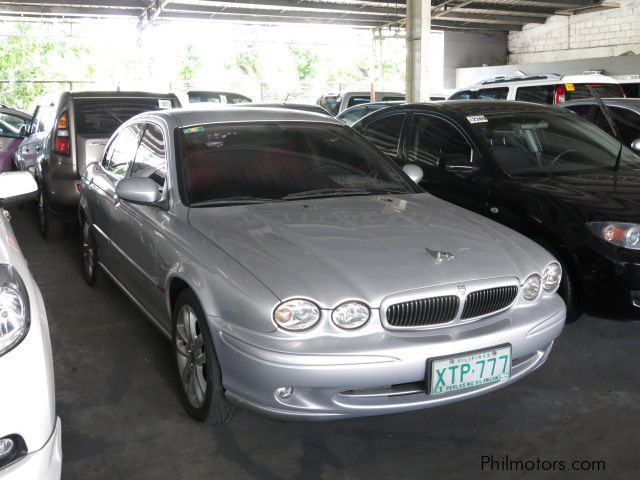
[15,91,180,238]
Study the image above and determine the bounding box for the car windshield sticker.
[158,99,173,108]
[467,115,488,124]
[184,126,205,135]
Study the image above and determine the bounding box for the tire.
[81,220,99,286]
[172,289,238,424]
[38,190,48,239]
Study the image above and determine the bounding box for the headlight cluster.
[274,299,370,331]
[522,262,562,301]
[587,222,640,250]
[0,265,30,356]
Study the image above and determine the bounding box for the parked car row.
[4,79,640,478]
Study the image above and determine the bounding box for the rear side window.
[363,113,405,159]
[380,96,405,102]
[620,83,640,98]
[226,94,251,104]
[129,123,167,190]
[346,95,371,108]
[567,83,624,101]
[449,90,474,100]
[592,106,640,146]
[477,88,508,100]
[74,98,176,136]
[515,86,555,104]
[188,92,222,103]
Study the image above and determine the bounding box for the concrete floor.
[9,206,640,479]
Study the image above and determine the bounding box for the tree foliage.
[0,23,89,110]
[178,44,201,82]
[289,46,319,82]
[227,43,261,78]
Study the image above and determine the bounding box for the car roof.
[146,106,345,127]
[64,90,177,98]
[463,73,619,89]
[560,98,640,110]
[0,106,31,119]
[371,100,568,118]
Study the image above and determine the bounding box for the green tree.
[227,43,260,78]
[178,44,201,82]
[0,23,89,110]
[289,46,319,82]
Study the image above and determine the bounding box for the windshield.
[179,122,416,205]
[472,111,640,176]
[567,83,623,100]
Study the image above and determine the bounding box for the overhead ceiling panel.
[0,0,614,31]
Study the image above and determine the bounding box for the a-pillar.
[406,0,431,102]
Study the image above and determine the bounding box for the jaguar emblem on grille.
[425,248,455,264]
[457,285,467,296]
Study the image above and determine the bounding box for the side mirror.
[18,125,28,138]
[0,171,38,207]
[440,151,480,176]
[631,138,640,153]
[115,177,161,206]
[403,163,424,184]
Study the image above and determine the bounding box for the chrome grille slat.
[461,286,518,320]
[386,295,459,327]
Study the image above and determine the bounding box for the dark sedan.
[560,98,640,153]
[353,100,640,320]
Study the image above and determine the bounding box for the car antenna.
[282,93,290,106]
[587,86,623,171]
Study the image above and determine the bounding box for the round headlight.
[0,284,28,355]
[331,302,370,330]
[522,274,541,301]
[273,299,321,331]
[542,262,562,292]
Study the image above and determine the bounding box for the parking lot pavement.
[8,205,640,480]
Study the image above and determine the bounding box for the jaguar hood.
[188,193,554,308]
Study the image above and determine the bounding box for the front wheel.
[81,220,99,286]
[172,289,238,424]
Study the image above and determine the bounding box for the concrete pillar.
[406,0,431,102]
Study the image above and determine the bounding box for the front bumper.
[213,295,566,420]
[0,418,62,480]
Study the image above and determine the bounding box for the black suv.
[354,100,640,320]
[16,91,180,238]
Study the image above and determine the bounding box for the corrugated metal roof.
[0,0,617,31]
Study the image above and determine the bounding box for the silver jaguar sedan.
[79,108,566,423]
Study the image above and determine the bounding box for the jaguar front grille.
[460,285,519,319]
[386,296,459,327]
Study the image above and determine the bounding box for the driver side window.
[407,114,476,169]
[102,124,143,178]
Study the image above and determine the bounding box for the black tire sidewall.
[82,220,97,286]
[172,289,222,422]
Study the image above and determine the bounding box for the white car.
[449,73,624,105]
[0,172,62,479]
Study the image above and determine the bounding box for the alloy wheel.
[175,305,208,409]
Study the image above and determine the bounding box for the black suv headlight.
[0,265,30,357]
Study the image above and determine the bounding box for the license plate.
[428,345,511,395]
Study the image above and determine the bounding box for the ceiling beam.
[159,10,387,25]
[431,19,523,30]
[142,0,172,21]
[438,11,546,23]
[455,4,556,16]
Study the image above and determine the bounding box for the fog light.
[0,437,15,458]
[276,386,294,399]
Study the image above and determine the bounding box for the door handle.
[489,206,499,214]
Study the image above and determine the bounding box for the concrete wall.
[508,0,640,64]
[442,31,508,89]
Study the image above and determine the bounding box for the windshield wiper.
[190,196,280,207]
[283,187,407,200]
